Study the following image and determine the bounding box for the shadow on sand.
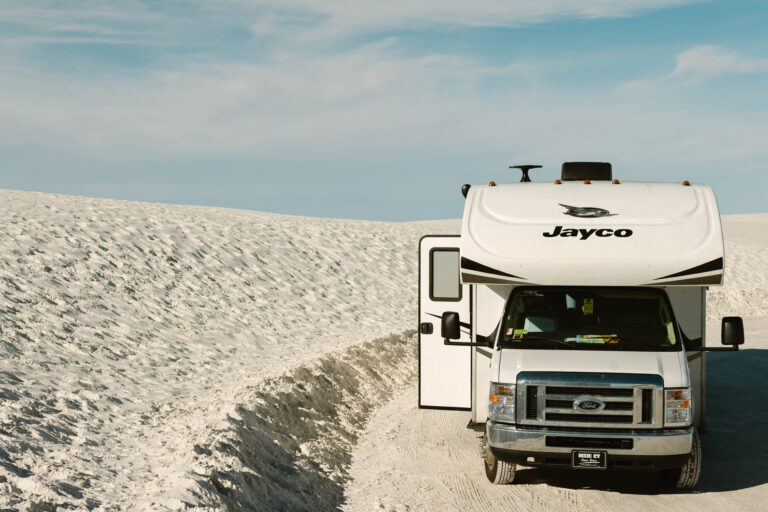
[189,332,416,511]
[191,404,348,511]
[513,348,768,495]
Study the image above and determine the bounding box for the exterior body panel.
[460,181,724,287]
[418,236,472,409]
[496,350,689,389]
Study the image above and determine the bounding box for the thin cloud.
[668,45,768,82]
[2,1,706,46]
[624,45,768,89]
[241,0,706,39]
[2,40,766,171]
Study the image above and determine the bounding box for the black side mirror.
[722,316,745,347]
[441,312,461,340]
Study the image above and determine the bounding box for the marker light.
[612,179,621,184]
[489,181,497,187]
[683,180,691,186]
[584,179,591,184]
[554,179,562,184]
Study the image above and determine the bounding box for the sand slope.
[709,215,768,319]
[0,189,454,509]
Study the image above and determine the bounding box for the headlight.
[489,382,516,424]
[664,388,692,427]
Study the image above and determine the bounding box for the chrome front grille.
[516,373,664,429]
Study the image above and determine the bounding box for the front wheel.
[484,441,516,485]
[660,429,702,490]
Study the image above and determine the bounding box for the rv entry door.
[419,235,471,410]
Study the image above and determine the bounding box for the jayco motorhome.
[418,162,744,489]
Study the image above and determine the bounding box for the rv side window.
[430,249,462,301]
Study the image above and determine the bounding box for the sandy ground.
[343,318,768,512]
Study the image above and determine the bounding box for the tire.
[661,429,702,490]
[483,440,516,485]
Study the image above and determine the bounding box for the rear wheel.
[484,440,516,485]
[661,429,701,490]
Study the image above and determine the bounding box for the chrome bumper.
[487,422,693,457]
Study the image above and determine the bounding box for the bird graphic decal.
[559,204,616,218]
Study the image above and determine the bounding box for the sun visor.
[460,181,724,287]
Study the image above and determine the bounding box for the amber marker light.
[683,180,691,186]
[554,179,562,184]
[584,179,591,184]
[489,181,497,187]
[612,179,620,184]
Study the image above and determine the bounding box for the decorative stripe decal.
[461,273,529,285]
[646,274,722,286]
[655,257,723,280]
[460,257,525,280]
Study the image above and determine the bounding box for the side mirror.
[721,316,745,347]
[441,312,461,340]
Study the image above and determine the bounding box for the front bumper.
[487,422,693,470]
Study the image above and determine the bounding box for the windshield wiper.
[503,335,572,348]
[610,341,669,351]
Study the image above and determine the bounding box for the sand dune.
[709,215,768,319]
[0,189,766,510]
[0,190,452,509]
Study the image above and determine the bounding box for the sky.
[1,0,767,221]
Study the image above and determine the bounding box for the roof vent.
[561,162,612,181]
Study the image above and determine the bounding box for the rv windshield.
[499,287,680,351]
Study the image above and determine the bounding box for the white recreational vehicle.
[418,162,745,489]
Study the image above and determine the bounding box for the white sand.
[0,189,454,509]
[706,215,768,320]
[0,189,766,510]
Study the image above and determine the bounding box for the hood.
[495,349,688,388]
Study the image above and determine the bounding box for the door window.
[430,249,461,301]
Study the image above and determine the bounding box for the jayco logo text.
[542,226,633,239]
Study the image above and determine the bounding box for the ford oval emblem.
[574,399,605,411]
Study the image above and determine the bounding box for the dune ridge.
[0,190,453,509]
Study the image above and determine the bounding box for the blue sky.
[1,0,767,220]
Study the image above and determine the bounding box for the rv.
[418,162,744,489]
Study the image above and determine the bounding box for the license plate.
[571,450,607,469]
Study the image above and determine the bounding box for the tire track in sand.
[343,386,576,512]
